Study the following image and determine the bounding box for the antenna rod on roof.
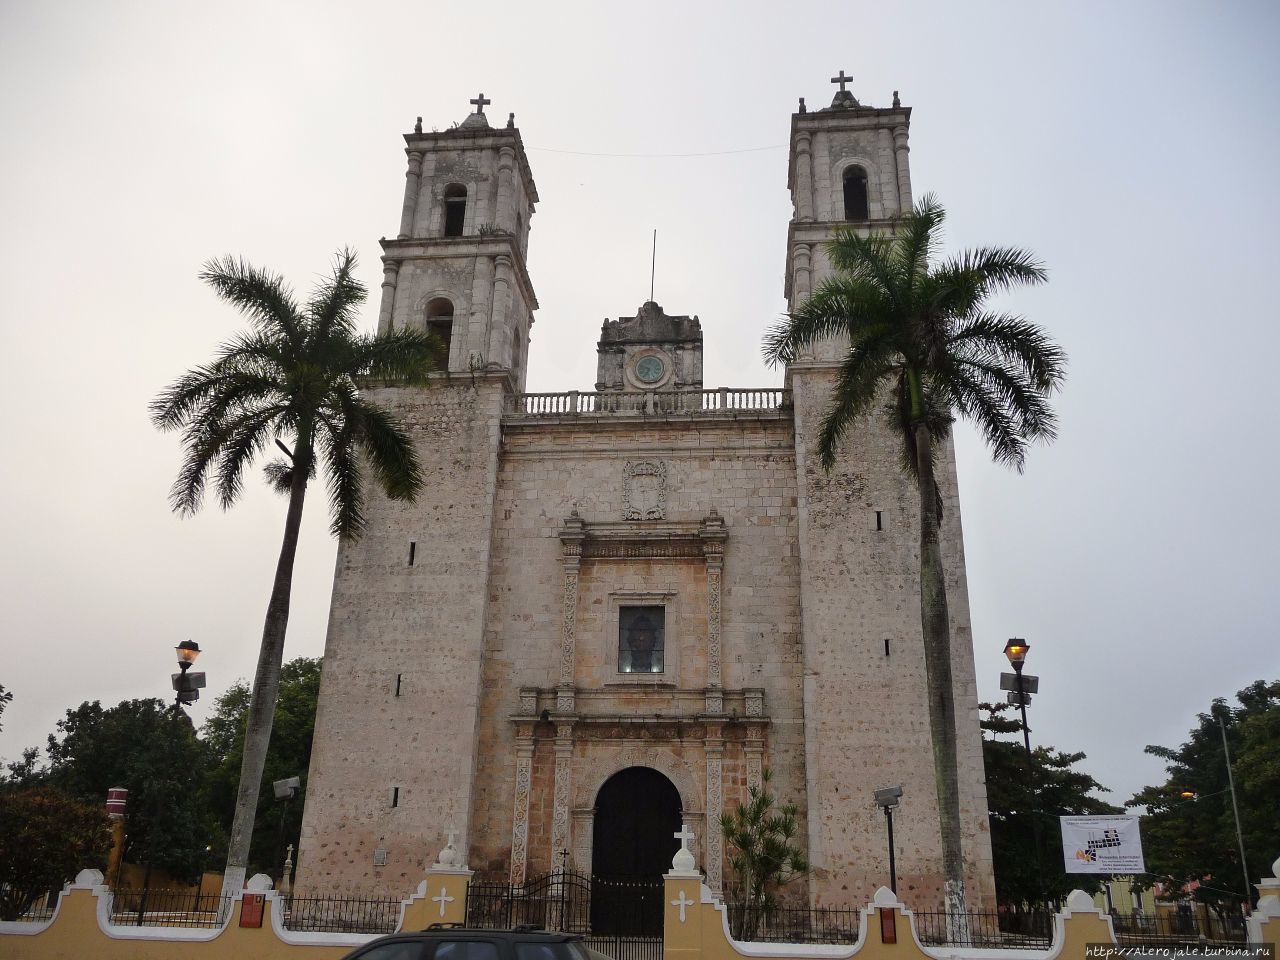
[650,229,657,302]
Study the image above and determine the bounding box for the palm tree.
[151,250,442,894]
[763,196,1065,927]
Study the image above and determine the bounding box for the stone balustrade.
[503,388,791,418]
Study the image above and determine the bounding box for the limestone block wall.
[788,364,995,910]
[295,376,507,898]
[466,415,808,883]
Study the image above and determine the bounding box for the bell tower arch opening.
[590,766,682,881]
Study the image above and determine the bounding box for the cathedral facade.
[296,79,995,910]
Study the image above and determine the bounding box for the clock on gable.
[634,355,666,385]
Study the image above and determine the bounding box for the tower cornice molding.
[404,127,539,203]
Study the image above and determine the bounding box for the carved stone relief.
[509,742,533,885]
[622,461,667,520]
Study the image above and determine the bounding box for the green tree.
[203,657,321,878]
[150,250,441,892]
[1128,679,1280,911]
[764,196,1066,921]
[721,770,808,941]
[981,703,1117,910]
[4,698,217,882]
[0,682,12,731]
[0,787,111,920]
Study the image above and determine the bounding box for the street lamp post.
[1002,639,1047,909]
[874,786,903,894]
[1216,712,1252,908]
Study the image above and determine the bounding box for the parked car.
[339,925,615,960]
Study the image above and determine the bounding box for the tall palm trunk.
[912,413,970,937]
[221,425,312,895]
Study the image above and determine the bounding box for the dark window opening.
[390,786,399,808]
[408,540,416,565]
[884,638,891,657]
[618,606,665,674]
[843,166,869,220]
[394,673,403,696]
[875,510,883,531]
[510,328,522,371]
[443,183,467,237]
[425,298,454,364]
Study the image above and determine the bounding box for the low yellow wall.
[0,868,471,960]
[5,864,1277,960]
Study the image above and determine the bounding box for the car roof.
[413,928,584,942]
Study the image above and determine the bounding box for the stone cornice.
[787,105,911,191]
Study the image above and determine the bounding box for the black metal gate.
[466,871,663,960]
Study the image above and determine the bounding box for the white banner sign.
[1060,815,1145,874]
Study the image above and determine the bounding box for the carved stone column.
[571,809,593,872]
[376,260,399,336]
[893,125,912,214]
[557,512,586,712]
[551,721,575,861]
[509,722,535,885]
[700,511,727,714]
[704,724,724,894]
[398,149,424,238]
[794,132,814,221]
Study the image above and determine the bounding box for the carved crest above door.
[622,460,667,520]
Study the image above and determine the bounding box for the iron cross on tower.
[470,93,491,115]
[830,70,853,93]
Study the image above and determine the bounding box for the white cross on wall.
[432,887,455,918]
[671,890,694,923]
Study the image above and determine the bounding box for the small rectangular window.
[390,787,399,808]
[884,638,891,657]
[394,674,403,697]
[875,510,883,531]
[618,606,665,674]
[408,541,416,566]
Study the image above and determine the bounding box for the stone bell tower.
[376,93,539,389]
[783,74,996,906]
[786,70,913,362]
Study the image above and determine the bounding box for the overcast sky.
[1,1,1277,814]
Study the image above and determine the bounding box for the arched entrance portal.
[591,766,682,880]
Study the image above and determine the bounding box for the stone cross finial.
[830,70,853,93]
[470,93,492,114]
[671,822,697,874]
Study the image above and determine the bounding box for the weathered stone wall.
[788,364,995,910]
[294,375,506,897]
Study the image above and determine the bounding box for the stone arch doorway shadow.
[590,766,681,936]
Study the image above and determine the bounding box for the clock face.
[634,355,666,384]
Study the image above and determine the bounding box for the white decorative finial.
[434,830,459,868]
[1272,854,1280,879]
[670,822,697,874]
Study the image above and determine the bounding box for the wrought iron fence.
[466,870,664,940]
[725,902,862,944]
[1110,909,1247,946]
[3,892,57,923]
[108,889,232,928]
[281,894,403,934]
[913,910,1054,948]
[582,935,665,960]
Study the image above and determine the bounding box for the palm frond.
[826,229,900,301]
[931,246,1047,315]
[354,399,422,503]
[307,248,367,343]
[815,338,900,469]
[320,420,365,539]
[213,408,288,510]
[895,193,946,288]
[199,256,302,346]
[764,276,893,366]
[949,312,1066,392]
[353,328,445,382]
[889,372,955,483]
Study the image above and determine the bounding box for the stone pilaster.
[487,254,513,361]
[557,512,586,712]
[376,260,400,335]
[704,724,724,894]
[495,146,517,233]
[509,724,534,885]
[893,125,912,213]
[399,149,424,239]
[794,131,814,221]
[745,726,764,792]
[551,721,575,861]
[701,510,727,714]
